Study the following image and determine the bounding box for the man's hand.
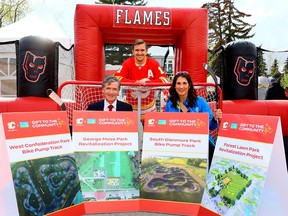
[136,78,150,84]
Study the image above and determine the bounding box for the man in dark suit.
[87,75,133,111]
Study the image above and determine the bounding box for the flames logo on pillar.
[233,56,255,86]
[22,51,47,83]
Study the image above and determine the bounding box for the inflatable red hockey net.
[58,81,222,141]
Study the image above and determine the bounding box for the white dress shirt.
[104,100,117,111]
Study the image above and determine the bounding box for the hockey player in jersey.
[115,39,171,120]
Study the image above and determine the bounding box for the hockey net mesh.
[58,81,222,141]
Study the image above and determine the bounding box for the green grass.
[76,151,137,192]
[219,170,249,204]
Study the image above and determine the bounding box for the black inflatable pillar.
[17,36,58,97]
[223,41,257,100]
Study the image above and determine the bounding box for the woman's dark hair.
[168,72,197,108]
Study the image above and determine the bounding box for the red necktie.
[108,104,114,111]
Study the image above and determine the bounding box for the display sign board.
[72,111,139,202]
[141,112,209,206]
[201,114,288,216]
[0,111,82,216]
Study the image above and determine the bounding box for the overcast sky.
[30,0,287,68]
[146,0,288,69]
[30,0,288,51]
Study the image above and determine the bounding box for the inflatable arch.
[74,4,208,82]
[1,4,287,140]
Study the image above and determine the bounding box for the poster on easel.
[201,114,288,216]
[0,115,18,216]
[0,111,82,216]
[141,112,209,204]
[72,111,139,202]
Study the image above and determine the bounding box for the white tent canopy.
[0,1,72,48]
[0,1,74,97]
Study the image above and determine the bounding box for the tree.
[257,47,268,76]
[281,56,288,87]
[283,56,288,74]
[202,0,255,51]
[95,0,147,6]
[281,73,288,88]
[270,59,281,78]
[0,0,30,28]
[96,0,147,65]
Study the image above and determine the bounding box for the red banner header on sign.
[218,114,278,144]
[144,112,209,134]
[2,111,69,139]
[73,111,138,133]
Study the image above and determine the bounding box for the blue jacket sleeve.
[164,100,177,112]
[197,97,217,130]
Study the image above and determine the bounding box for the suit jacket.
[87,100,133,111]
